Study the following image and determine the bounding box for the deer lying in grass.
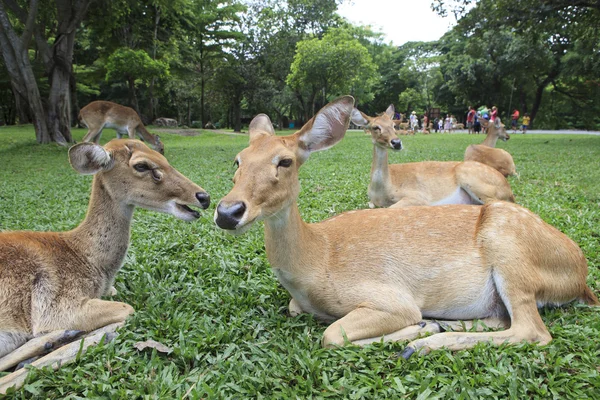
[465,118,517,177]
[80,101,164,154]
[353,105,515,208]
[0,140,209,390]
[214,95,599,357]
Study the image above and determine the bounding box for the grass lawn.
[1,125,599,398]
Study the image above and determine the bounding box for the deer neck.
[263,201,323,275]
[370,145,393,197]
[65,177,133,279]
[481,130,498,147]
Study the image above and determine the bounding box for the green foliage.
[287,28,378,107]
[106,48,169,85]
[1,126,599,398]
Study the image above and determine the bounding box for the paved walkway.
[348,129,600,136]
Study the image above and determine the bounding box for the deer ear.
[385,104,395,118]
[494,117,502,129]
[248,114,275,143]
[351,108,370,127]
[69,142,114,175]
[295,96,355,161]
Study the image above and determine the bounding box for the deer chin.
[155,200,202,221]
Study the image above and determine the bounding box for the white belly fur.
[431,187,477,206]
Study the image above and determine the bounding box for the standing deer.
[464,118,517,177]
[352,105,515,208]
[214,96,598,357]
[0,140,209,367]
[80,101,164,154]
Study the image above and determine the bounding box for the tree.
[0,0,92,143]
[287,28,377,120]
[105,48,169,115]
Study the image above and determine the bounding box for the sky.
[337,0,456,46]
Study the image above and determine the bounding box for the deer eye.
[278,158,293,168]
[134,163,151,172]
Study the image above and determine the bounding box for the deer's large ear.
[385,104,395,118]
[351,108,370,127]
[69,142,114,175]
[494,117,502,129]
[248,114,275,143]
[295,96,355,160]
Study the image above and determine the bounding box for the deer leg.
[401,296,550,358]
[0,330,83,372]
[0,332,30,360]
[34,298,134,335]
[322,305,422,347]
[288,298,305,317]
[0,323,122,395]
[5,299,133,373]
[82,128,102,143]
[127,126,136,140]
[352,317,509,347]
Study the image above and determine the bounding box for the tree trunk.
[530,72,558,129]
[45,29,76,144]
[12,83,30,124]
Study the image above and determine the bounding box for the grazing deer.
[464,118,517,177]
[0,139,209,364]
[214,96,598,357]
[80,101,164,154]
[352,105,515,208]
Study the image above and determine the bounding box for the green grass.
[1,126,599,399]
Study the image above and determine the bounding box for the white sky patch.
[337,0,456,46]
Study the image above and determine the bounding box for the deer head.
[351,104,402,150]
[214,96,355,234]
[69,139,209,221]
[491,118,510,141]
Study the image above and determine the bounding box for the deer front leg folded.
[288,298,305,317]
[322,305,422,347]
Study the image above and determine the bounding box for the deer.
[80,101,164,154]
[352,105,515,209]
[464,117,517,177]
[214,95,599,358]
[0,139,209,380]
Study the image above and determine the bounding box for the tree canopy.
[1,0,598,137]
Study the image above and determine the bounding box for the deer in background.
[80,101,164,154]
[0,140,209,378]
[352,105,514,208]
[214,95,598,357]
[464,117,517,177]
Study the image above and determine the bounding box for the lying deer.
[0,140,209,370]
[353,105,514,208]
[214,95,599,357]
[464,118,517,177]
[80,101,164,154]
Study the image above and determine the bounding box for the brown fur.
[352,106,515,208]
[465,118,517,177]
[80,101,164,154]
[215,96,598,355]
[0,140,208,358]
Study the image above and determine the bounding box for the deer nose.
[196,192,210,209]
[391,139,403,150]
[216,201,246,230]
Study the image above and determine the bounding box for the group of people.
[465,105,531,135]
[510,109,531,134]
[400,106,532,135]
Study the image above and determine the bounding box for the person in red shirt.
[490,106,498,122]
[511,109,520,133]
[466,106,476,134]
